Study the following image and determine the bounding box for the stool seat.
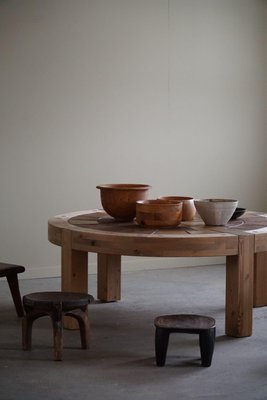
[0,262,25,317]
[23,291,94,310]
[22,291,93,361]
[0,262,25,277]
[154,314,215,331]
[154,314,216,367]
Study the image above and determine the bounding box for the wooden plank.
[225,234,254,337]
[253,252,267,307]
[72,230,238,257]
[97,254,121,301]
[61,229,88,329]
[255,233,267,252]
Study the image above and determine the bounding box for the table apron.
[70,233,239,257]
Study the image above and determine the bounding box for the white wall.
[0,0,266,279]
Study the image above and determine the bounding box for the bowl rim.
[194,198,238,203]
[136,199,183,206]
[158,196,193,201]
[96,184,151,190]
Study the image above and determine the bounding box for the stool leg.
[22,316,33,350]
[51,306,63,361]
[199,327,215,367]
[66,309,90,349]
[155,327,170,367]
[6,273,24,317]
[22,311,46,350]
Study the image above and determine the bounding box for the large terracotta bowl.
[96,184,151,221]
[158,196,196,221]
[136,199,183,228]
[194,199,238,226]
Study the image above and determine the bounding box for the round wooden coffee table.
[48,210,267,337]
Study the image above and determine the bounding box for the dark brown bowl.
[230,207,246,220]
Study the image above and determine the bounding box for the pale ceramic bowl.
[136,199,183,228]
[96,184,151,221]
[158,196,196,221]
[194,199,238,226]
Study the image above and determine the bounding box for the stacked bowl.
[136,199,183,228]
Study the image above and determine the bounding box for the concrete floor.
[0,264,267,400]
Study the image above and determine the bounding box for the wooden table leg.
[253,252,267,307]
[61,230,88,329]
[97,254,121,301]
[225,235,254,337]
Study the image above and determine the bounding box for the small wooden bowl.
[136,199,183,228]
[158,196,196,221]
[96,184,151,221]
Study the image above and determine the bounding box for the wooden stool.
[0,262,25,317]
[22,291,93,361]
[154,314,216,367]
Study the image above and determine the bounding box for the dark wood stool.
[22,291,94,361]
[0,262,25,317]
[154,314,216,367]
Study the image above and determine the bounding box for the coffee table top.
[48,210,267,257]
